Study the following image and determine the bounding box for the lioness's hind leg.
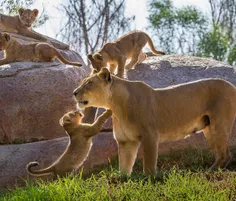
[118,141,140,175]
[204,124,232,170]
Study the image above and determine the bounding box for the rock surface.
[1,54,236,189]
[0,132,117,189]
[0,32,90,143]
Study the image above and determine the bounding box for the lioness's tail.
[55,50,82,68]
[26,161,54,177]
[146,34,165,55]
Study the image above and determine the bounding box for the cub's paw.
[104,109,112,117]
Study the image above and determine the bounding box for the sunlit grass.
[1,147,236,201]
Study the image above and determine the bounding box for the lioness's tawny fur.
[0,33,81,67]
[26,109,112,177]
[74,68,236,175]
[87,31,165,78]
[0,8,69,50]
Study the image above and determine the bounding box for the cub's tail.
[54,50,82,68]
[146,34,165,55]
[26,161,54,177]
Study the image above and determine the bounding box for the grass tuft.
[1,146,236,201]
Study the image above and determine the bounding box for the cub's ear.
[92,69,98,74]
[3,33,10,41]
[33,9,39,17]
[18,8,25,16]
[59,115,71,127]
[98,67,112,82]
[93,53,103,61]
[87,54,93,61]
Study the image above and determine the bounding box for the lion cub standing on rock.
[88,31,165,78]
[0,8,69,50]
[0,33,82,67]
[26,109,112,177]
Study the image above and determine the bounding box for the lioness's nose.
[73,89,79,96]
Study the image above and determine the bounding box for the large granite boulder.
[1,54,236,189]
[0,31,90,144]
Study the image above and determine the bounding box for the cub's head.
[0,33,11,51]
[87,53,107,73]
[59,110,83,129]
[73,67,112,109]
[18,8,39,28]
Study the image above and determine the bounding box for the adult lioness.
[0,33,81,67]
[87,31,165,78]
[26,109,112,177]
[73,68,236,175]
[0,8,69,50]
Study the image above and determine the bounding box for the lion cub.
[88,30,165,78]
[0,8,69,50]
[0,33,81,67]
[26,109,112,177]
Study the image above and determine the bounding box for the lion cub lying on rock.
[0,8,69,50]
[74,68,236,175]
[0,32,81,67]
[26,109,112,177]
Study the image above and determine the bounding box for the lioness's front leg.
[118,141,140,175]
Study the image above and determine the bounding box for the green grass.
[1,147,236,201]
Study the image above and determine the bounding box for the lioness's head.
[18,8,39,28]
[73,67,112,109]
[0,33,11,51]
[87,53,107,73]
[59,110,83,129]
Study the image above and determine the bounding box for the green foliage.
[197,23,229,61]
[148,0,236,65]
[197,23,236,65]
[148,0,207,55]
[2,147,236,200]
[228,45,236,65]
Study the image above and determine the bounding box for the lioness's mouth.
[78,100,88,105]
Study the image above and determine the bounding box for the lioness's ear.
[98,67,111,82]
[93,53,103,61]
[33,9,39,17]
[18,8,24,16]
[3,33,10,41]
[87,54,93,61]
